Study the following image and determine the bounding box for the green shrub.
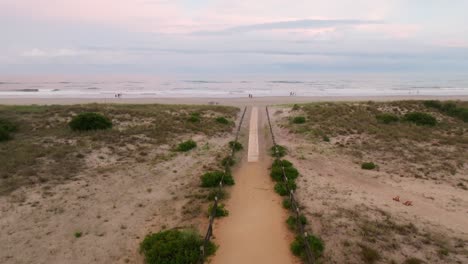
[0,127,11,142]
[69,112,112,131]
[272,159,293,168]
[361,162,376,170]
[286,215,307,230]
[376,113,399,124]
[176,140,197,152]
[207,189,227,201]
[140,229,216,264]
[424,100,442,109]
[323,135,330,142]
[208,203,229,217]
[201,171,234,187]
[291,235,324,259]
[74,231,82,238]
[292,104,300,111]
[187,116,200,123]
[404,112,437,126]
[292,116,306,124]
[215,117,229,124]
[270,166,284,181]
[270,145,287,157]
[0,119,18,142]
[229,141,243,151]
[424,100,468,122]
[270,165,299,182]
[274,180,296,196]
[282,199,292,209]
[0,118,17,133]
[221,156,235,167]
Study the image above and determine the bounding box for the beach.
[1,95,468,106]
[1,96,467,264]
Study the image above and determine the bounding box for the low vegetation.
[0,118,17,141]
[270,145,287,157]
[200,171,234,187]
[424,100,468,122]
[215,116,230,124]
[286,215,307,230]
[140,229,216,264]
[221,156,235,167]
[270,160,299,181]
[376,113,399,124]
[229,141,243,151]
[274,180,296,196]
[404,112,437,126]
[0,104,238,195]
[361,162,377,170]
[290,235,324,260]
[176,139,197,152]
[292,116,306,124]
[282,198,292,209]
[69,112,113,131]
[283,101,468,179]
[208,203,229,217]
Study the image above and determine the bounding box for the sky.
[1,0,468,75]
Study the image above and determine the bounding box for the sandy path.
[211,107,297,264]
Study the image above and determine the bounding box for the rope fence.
[266,106,315,264]
[198,106,247,263]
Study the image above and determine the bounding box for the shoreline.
[1,95,467,106]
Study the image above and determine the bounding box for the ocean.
[0,73,467,98]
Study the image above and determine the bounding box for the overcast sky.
[1,0,468,74]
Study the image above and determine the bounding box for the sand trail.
[211,107,297,264]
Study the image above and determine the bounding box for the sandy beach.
[1,96,467,264]
[1,95,467,107]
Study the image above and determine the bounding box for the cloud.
[193,19,383,35]
[21,48,85,57]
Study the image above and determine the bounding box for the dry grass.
[284,101,468,182]
[0,104,238,195]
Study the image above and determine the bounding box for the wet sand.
[0,95,467,107]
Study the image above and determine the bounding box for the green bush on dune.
[0,118,18,142]
[201,171,234,187]
[286,215,308,230]
[290,234,324,259]
[404,112,437,126]
[140,229,216,264]
[208,203,229,217]
[274,180,297,196]
[176,140,197,152]
[376,113,399,124]
[215,117,230,124]
[292,116,306,124]
[424,100,468,122]
[69,112,112,131]
[229,141,243,151]
[361,162,377,170]
[221,156,235,167]
[0,127,11,142]
[270,145,287,157]
[270,166,299,182]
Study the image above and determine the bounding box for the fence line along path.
[210,106,296,264]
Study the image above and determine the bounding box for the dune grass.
[284,101,468,178]
[0,104,238,195]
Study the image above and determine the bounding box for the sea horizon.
[1,72,468,99]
